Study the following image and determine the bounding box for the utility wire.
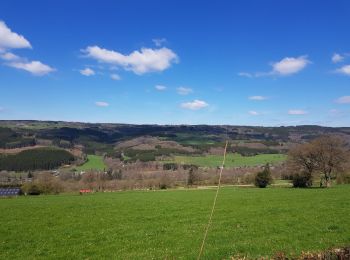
[197,140,228,260]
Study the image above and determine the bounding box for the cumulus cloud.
[0,21,31,51]
[82,45,178,75]
[8,61,55,76]
[335,96,350,104]
[181,100,208,110]
[332,53,344,63]
[249,96,268,101]
[240,55,310,77]
[272,56,310,75]
[335,65,350,76]
[80,68,95,76]
[0,21,55,76]
[177,87,193,95]
[152,38,167,47]
[155,85,166,91]
[248,111,260,116]
[288,109,307,115]
[95,101,109,107]
[110,73,121,80]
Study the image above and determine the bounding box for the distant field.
[0,145,45,154]
[0,186,349,259]
[165,133,222,146]
[167,153,287,167]
[75,155,106,171]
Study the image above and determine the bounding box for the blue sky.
[0,0,350,126]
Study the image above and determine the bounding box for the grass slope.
[0,186,349,259]
[76,155,106,171]
[169,153,286,167]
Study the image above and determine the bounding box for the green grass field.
[75,155,106,171]
[168,153,287,167]
[0,186,349,259]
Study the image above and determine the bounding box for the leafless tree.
[288,135,349,187]
[312,135,348,187]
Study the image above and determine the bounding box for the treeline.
[0,148,75,171]
[0,127,36,149]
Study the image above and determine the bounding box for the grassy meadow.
[169,153,287,168]
[0,185,349,259]
[75,155,106,171]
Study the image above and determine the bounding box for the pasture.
[0,185,349,259]
[75,155,106,171]
[169,153,287,168]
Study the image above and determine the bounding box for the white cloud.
[95,101,109,107]
[238,72,253,78]
[155,85,166,91]
[249,96,268,101]
[335,65,350,76]
[82,45,178,75]
[335,96,350,104]
[332,53,344,63]
[0,21,55,75]
[0,52,20,61]
[248,111,260,116]
[0,21,31,51]
[240,55,310,78]
[177,87,193,95]
[272,56,310,75]
[110,73,121,80]
[152,38,167,47]
[288,109,308,115]
[181,100,208,110]
[8,61,55,76]
[80,67,95,76]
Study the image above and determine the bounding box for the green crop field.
[168,153,287,167]
[75,155,106,171]
[0,186,349,259]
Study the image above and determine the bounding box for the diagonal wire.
[197,140,228,260]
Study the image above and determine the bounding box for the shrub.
[187,167,200,186]
[159,174,171,189]
[21,183,41,195]
[254,164,272,188]
[292,171,313,188]
[21,173,63,195]
[182,164,198,170]
[336,172,350,184]
[241,172,256,185]
[35,173,63,194]
[163,163,178,171]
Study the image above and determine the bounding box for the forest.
[0,147,75,171]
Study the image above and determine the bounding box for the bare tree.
[312,135,348,187]
[288,135,349,187]
[287,143,318,187]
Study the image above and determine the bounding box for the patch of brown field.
[0,145,46,154]
[208,147,225,155]
[68,146,83,158]
[115,136,196,152]
[235,142,268,149]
